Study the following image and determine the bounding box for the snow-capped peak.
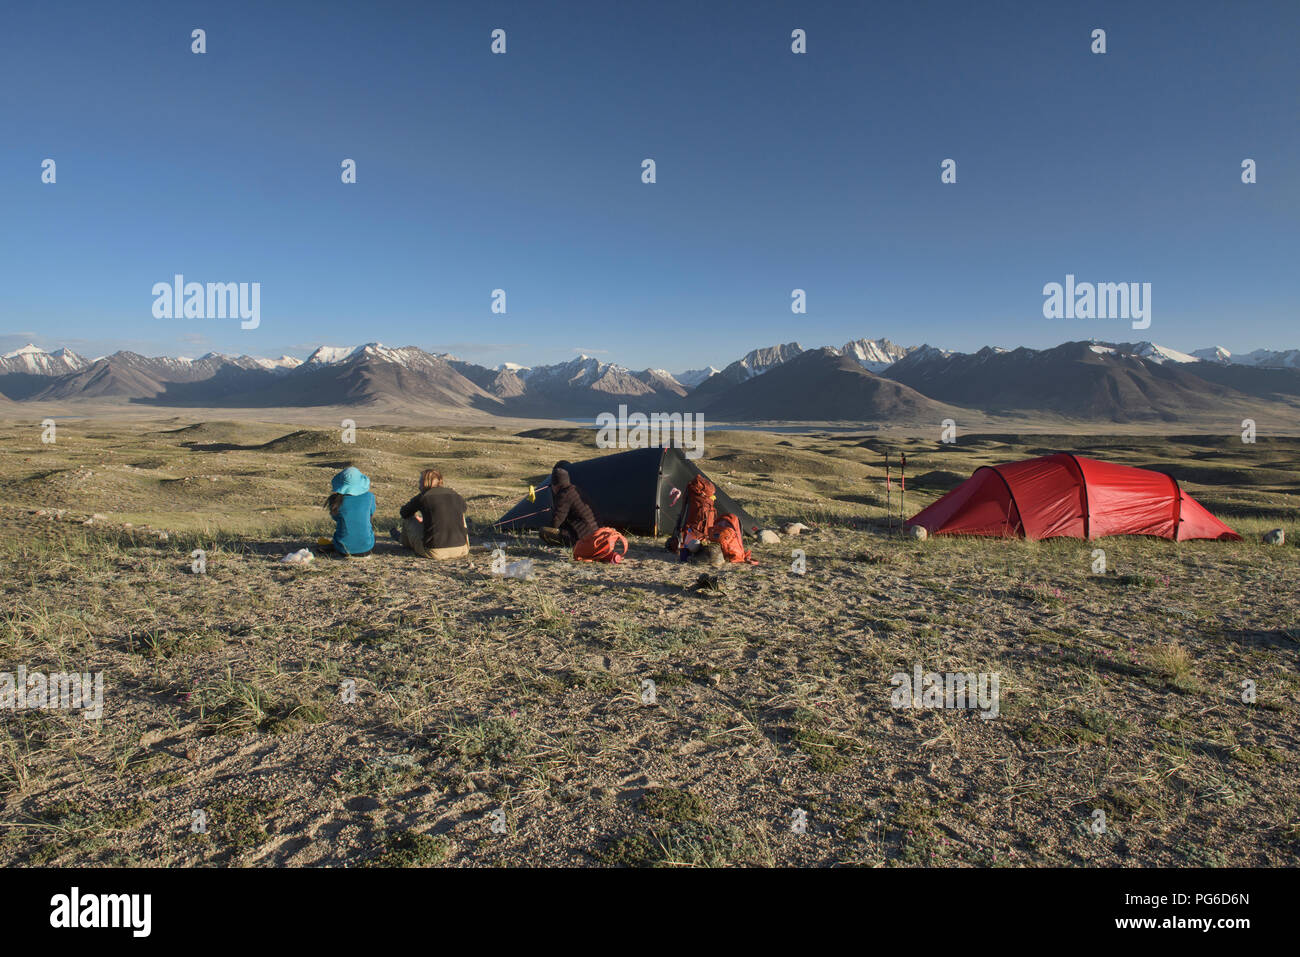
[1091,341,1198,364]
[304,345,363,365]
[249,355,303,371]
[1188,344,1300,368]
[840,338,910,372]
[0,343,88,374]
[301,343,452,370]
[3,343,46,359]
[735,343,802,379]
[1130,342,1197,364]
[1225,348,1300,369]
[675,366,720,388]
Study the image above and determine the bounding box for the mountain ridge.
[3,338,1298,424]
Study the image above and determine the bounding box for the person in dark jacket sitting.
[540,463,597,547]
[396,468,470,559]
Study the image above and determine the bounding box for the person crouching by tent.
[395,468,470,560]
[319,465,376,557]
[541,463,628,563]
[555,459,598,515]
[539,463,598,548]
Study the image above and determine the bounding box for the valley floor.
[0,420,1296,866]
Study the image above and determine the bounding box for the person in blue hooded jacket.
[320,465,376,557]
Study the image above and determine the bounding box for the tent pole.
[491,506,548,528]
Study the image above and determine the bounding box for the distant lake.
[561,419,878,434]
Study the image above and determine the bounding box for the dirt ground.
[0,418,1296,866]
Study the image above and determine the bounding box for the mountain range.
[3,337,1298,425]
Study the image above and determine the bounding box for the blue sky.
[2,0,1296,370]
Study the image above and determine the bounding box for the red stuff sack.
[709,513,753,564]
[573,527,628,563]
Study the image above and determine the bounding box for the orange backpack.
[683,475,717,541]
[574,527,628,563]
[709,513,753,564]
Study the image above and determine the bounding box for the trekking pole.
[884,451,891,534]
[900,452,907,535]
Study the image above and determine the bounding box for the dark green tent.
[494,447,758,536]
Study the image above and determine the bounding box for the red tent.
[907,453,1240,541]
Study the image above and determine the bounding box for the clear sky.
[2,0,1296,370]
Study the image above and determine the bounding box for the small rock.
[759,529,781,544]
[1262,528,1285,545]
[782,522,809,536]
[909,524,928,541]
